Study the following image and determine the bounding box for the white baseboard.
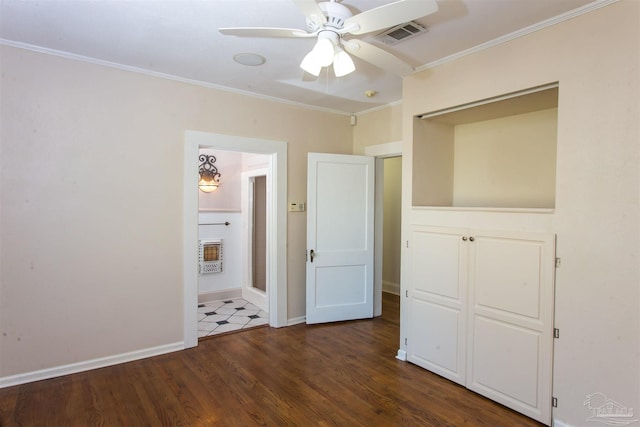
[0,341,184,389]
[382,280,400,295]
[396,349,407,361]
[287,316,306,326]
[198,287,242,304]
[552,418,572,427]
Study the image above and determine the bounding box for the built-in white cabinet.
[406,225,555,425]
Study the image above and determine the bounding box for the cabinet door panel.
[467,231,555,425]
[407,226,467,385]
[410,299,461,375]
[412,231,461,299]
[474,237,542,320]
[471,316,540,407]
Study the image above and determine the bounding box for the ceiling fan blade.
[219,27,314,38]
[344,0,438,35]
[292,0,327,26]
[343,39,414,76]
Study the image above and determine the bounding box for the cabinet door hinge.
[552,397,558,408]
[405,290,408,298]
[404,337,407,345]
[406,240,409,248]
[555,257,561,268]
[554,328,560,339]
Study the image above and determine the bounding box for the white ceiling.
[0,0,605,114]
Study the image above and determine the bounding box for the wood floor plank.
[0,294,543,426]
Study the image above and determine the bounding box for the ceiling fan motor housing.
[306,1,353,32]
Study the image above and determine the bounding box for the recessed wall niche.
[412,84,558,209]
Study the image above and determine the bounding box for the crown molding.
[416,0,619,72]
[1,0,618,117]
[0,39,351,116]
[356,99,403,116]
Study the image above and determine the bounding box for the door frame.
[183,131,287,348]
[365,141,402,317]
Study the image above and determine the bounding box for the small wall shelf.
[412,84,559,210]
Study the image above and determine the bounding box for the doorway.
[241,169,269,312]
[251,175,267,293]
[381,156,402,297]
[183,131,288,349]
[304,148,402,325]
[196,154,270,338]
[367,141,403,318]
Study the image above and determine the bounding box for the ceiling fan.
[219,0,438,78]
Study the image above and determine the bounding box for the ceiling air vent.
[375,21,427,45]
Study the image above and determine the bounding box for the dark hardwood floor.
[0,293,542,426]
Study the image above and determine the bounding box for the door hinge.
[405,290,408,298]
[406,240,409,248]
[554,328,560,339]
[552,397,558,408]
[555,257,561,268]
[404,337,407,345]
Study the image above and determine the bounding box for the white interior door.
[306,153,374,324]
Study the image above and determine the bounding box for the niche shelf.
[412,84,558,210]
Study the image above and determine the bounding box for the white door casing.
[306,153,375,324]
[183,131,287,349]
[365,141,403,317]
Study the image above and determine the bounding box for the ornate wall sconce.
[199,154,221,193]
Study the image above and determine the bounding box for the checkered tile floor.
[198,298,268,338]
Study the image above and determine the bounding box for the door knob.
[462,236,468,241]
[469,236,475,242]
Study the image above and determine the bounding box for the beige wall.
[401,2,639,426]
[352,103,402,154]
[382,156,402,290]
[452,108,557,208]
[412,117,454,206]
[0,45,352,377]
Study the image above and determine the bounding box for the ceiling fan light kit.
[219,0,439,78]
[313,33,338,66]
[300,30,354,77]
[300,49,322,75]
[333,47,356,77]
